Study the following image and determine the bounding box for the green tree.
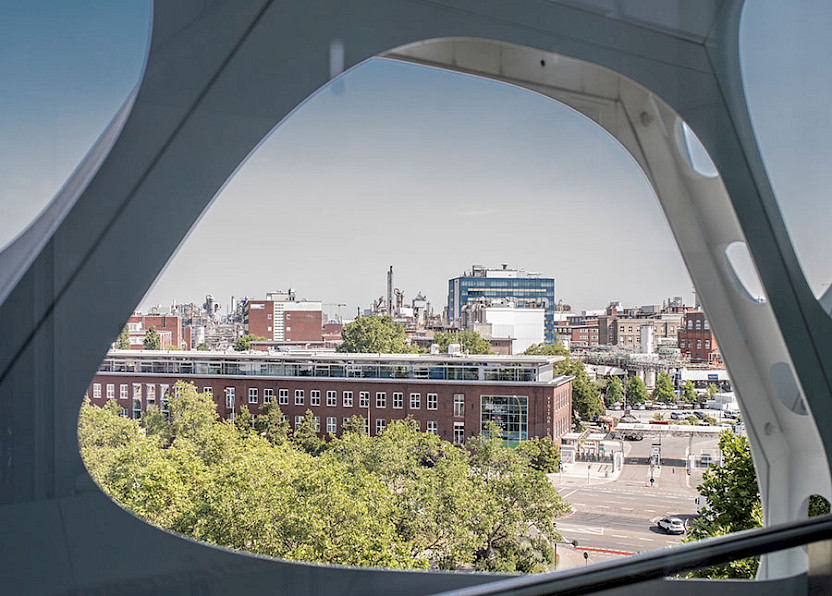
[341,415,368,435]
[524,342,569,357]
[685,431,761,578]
[625,375,648,405]
[605,376,624,405]
[292,410,325,454]
[652,371,675,403]
[196,342,209,351]
[682,380,697,403]
[143,326,162,350]
[707,383,719,400]
[254,402,289,445]
[78,398,140,480]
[516,436,561,473]
[337,316,419,353]
[116,325,131,350]
[234,405,254,434]
[234,334,265,352]
[168,381,218,442]
[555,360,602,420]
[432,330,492,355]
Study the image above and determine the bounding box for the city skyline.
[2,1,831,316]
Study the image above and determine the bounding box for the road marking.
[597,505,610,508]
[638,537,654,541]
[571,503,587,507]
[611,534,629,538]
[557,524,604,535]
[562,490,580,498]
[645,509,656,512]
[620,507,633,511]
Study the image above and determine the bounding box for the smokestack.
[387,266,394,317]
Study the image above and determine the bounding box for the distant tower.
[387,266,394,317]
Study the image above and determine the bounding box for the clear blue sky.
[1,1,830,317]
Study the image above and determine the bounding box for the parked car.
[657,517,686,534]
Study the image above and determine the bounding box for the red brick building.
[678,311,721,364]
[125,314,185,350]
[554,320,600,348]
[88,352,573,444]
[244,292,323,343]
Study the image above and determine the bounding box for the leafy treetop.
[337,316,419,354]
[431,330,492,355]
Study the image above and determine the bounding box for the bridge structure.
[1,1,830,593]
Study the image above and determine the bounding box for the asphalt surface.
[555,434,716,562]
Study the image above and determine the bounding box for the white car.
[657,517,686,534]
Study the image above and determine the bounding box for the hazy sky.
[2,1,830,317]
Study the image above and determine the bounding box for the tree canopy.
[143,326,161,350]
[524,342,569,357]
[625,375,648,405]
[681,380,697,403]
[234,334,266,352]
[116,325,130,350]
[432,330,492,355]
[337,316,419,353]
[79,384,571,572]
[651,371,675,403]
[605,376,624,405]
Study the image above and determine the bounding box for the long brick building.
[88,351,573,445]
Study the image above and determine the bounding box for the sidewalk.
[555,542,629,570]
[548,461,623,487]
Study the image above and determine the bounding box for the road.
[555,435,715,561]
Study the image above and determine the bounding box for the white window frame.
[310,389,321,406]
[376,392,386,408]
[106,384,115,399]
[120,384,128,399]
[294,415,304,428]
[427,421,438,435]
[313,416,320,431]
[132,383,142,399]
[295,389,304,406]
[225,387,235,409]
[453,394,465,417]
[410,393,421,409]
[93,383,101,399]
[359,391,370,408]
[327,417,337,434]
[343,391,353,407]
[146,384,156,405]
[393,392,403,409]
[264,388,273,404]
[160,384,169,413]
[375,418,386,434]
[326,390,337,407]
[453,421,465,444]
[248,387,258,404]
[427,393,438,410]
[203,386,213,398]
[278,388,288,405]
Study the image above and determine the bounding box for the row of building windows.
[686,319,709,330]
[680,339,711,349]
[91,383,467,416]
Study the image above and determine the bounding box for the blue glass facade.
[448,274,556,344]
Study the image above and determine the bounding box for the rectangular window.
[359,391,370,408]
[295,415,304,428]
[120,384,128,399]
[146,384,156,405]
[375,419,386,434]
[705,340,711,349]
[264,388,273,404]
[393,392,403,409]
[311,390,321,406]
[278,388,288,405]
[376,392,386,408]
[410,393,421,409]
[132,397,142,420]
[697,340,702,349]
[453,394,465,417]
[120,407,128,418]
[160,384,169,413]
[203,387,213,398]
[281,414,288,424]
[93,383,101,399]
[313,416,320,431]
[343,391,353,407]
[326,390,337,406]
[248,387,258,404]
[453,421,465,444]
[427,421,438,435]
[225,387,235,409]
[295,389,304,406]
[427,393,438,410]
[680,339,685,348]
[327,417,337,434]
[481,395,528,443]
[132,383,142,399]
[106,384,115,399]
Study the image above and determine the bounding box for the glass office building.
[447,266,556,344]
